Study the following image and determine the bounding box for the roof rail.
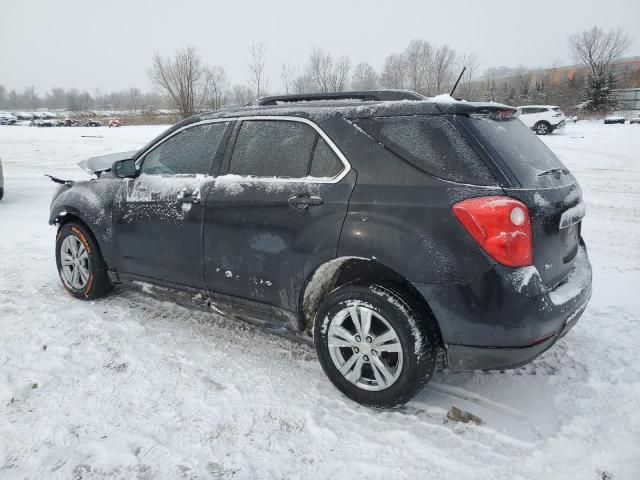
[254,90,425,106]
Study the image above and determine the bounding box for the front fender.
[49,179,122,266]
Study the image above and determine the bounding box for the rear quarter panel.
[329,116,505,285]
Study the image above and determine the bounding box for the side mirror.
[113,159,136,178]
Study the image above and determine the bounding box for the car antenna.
[449,66,466,98]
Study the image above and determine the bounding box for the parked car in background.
[604,116,626,125]
[0,157,4,200]
[49,91,592,407]
[0,112,18,125]
[630,117,640,125]
[517,105,566,135]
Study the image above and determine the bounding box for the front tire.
[313,284,437,408]
[55,222,112,300]
[534,121,551,135]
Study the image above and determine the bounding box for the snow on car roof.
[517,105,560,109]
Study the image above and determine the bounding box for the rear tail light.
[452,196,533,267]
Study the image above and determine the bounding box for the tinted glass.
[356,115,497,185]
[142,123,227,175]
[310,137,343,178]
[229,120,316,178]
[462,115,571,187]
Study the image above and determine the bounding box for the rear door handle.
[288,195,323,209]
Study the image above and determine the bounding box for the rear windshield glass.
[355,115,497,185]
[462,115,570,187]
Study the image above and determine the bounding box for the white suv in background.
[517,105,566,135]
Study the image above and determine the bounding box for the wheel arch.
[299,257,444,347]
[52,209,111,270]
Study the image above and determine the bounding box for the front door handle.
[288,195,324,210]
[177,192,200,204]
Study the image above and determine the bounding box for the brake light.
[452,196,533,267]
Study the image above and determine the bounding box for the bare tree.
[0,85,7,109]
[351,62,378,90]
[280,62,294,93]
[127,87,143,111]
[458,52,480,99]
[22,86,40,109]
[292,73,313,94]
[569,27,630,79]
[380,53,407,89]
[432,45,456,94]
[148,46,208,118]
[248,41,269,98]
[404,39,432,94]
[329,56,351,91]
[569,27,631,112]
[206,66,229,110]
[307,48,332,92]
[306,48,351,92]
[231,84,251,107]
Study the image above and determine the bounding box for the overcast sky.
[1,0,638,95]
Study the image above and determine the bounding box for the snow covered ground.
[0,122,639,479]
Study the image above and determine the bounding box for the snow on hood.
[78,150,138,174]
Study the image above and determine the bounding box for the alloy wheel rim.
[327,304,404,391]
[538,124,548,134]
[60,235,90,290]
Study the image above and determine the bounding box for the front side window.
[141,122,228,175]
[229,120,317,178]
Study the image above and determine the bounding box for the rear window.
[355,115,497,185]
[462,115,570,187]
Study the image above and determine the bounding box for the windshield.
[462,115,572,188]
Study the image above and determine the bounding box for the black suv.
[49,91,592,407]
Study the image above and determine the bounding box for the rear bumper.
[445,292,589,370]
[413,242,592,371]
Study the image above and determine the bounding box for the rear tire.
[534,121,551,135]
[0,187,4,201]
[55,222,112,300]
[313,284,437,408]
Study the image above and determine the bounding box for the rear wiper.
[538,168,569,177]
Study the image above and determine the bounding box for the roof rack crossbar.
[255,90,425,106]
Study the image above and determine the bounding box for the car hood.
[78,150,137,174]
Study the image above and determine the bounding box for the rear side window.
[310,137,343,178]
[462,115,570,187]
[142,122,228,175]
[355,115,497,185]
[229,120,316,178]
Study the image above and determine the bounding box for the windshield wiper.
[538,168,569,177]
